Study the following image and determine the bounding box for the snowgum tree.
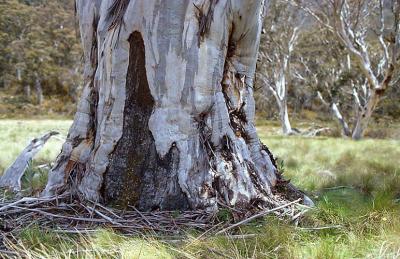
[257,0,305,135]
[41,0,310,211]
[293,0,400,140]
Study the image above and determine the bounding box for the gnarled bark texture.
[43,0,308,211]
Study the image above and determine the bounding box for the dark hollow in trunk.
[102,32,189,210]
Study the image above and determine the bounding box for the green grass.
[0,120,71,173]
[1,120,400,258]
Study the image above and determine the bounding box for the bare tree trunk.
[278,99,292,135]
[35,77,43,105]
[24,85,31,99]
[267,71,293,135]
[316,91,350,137]
[352,90,381,140]
[42,0,308,211]
[331,103,351,137]
[298,0,399,140]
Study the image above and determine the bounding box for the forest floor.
[0,119,399,258]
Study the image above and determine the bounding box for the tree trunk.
[330,103,351,137]
[43,0,308,211]
[278,99,292,135]
[35,77,43,105]
[352,89,381,140]
[24,85,31,99]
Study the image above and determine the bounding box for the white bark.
[260,13,301,135]
[294,0,399,139]
[273,61,292,135]
[352,89,381,140]
[278,98,292,135]
[331,0,398,139]
[331,102,351,137]
[0,132,58,191]
[42,0,308,211]
[317,91,350,137]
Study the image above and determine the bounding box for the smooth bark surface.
[42,0,307,211]
[279,99,292,135]
[331,103,351,137]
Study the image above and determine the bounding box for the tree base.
[0,190,308,238]
[38,0,313,212]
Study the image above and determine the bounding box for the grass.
[1,119,400,258]
[0,120,71,173]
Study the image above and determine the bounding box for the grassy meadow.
[0,120,399,258]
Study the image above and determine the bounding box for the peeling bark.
[41,0,308,211]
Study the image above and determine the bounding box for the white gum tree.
[35,0,310,211]
[257,0,305,135]
[294,0,400,140]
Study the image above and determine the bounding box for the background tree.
[296,28,354,137]
[293,0,400,139]
[0,0,81,106]
[257,0,306,135]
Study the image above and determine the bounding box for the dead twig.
[215,198,302,235]
[297,225,342,231]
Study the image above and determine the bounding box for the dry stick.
[297,225,342,231]
[0,249,17,256]
[0,193,70,212]
[1,195,297,236]
[228,234,258,239]
[195,221,224,241]
[52,229,99,234]
[9,205,108,223]
[323,186,354,190]
[207,247,235,259]
[85,204,123,226]
[292,210,308,222]
[129,206,154,227]
[216,200,241,213]
[0,197,52,212]
[215,199,302,235]
[89,200,122,219]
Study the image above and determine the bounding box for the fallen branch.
[0,131,59,192]
[297,225,342,231]
[304,127,331,137]
[323,186,355,191]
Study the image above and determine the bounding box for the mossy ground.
[1,120,399,258]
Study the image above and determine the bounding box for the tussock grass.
[1,120,399,258]
[8,228,174,258]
